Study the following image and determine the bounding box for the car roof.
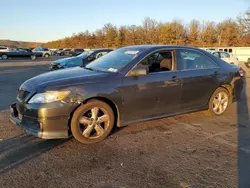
[121,45,207,52]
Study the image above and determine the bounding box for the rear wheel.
[71,100,114,144]
[208,87,230,116]
[44,53,50,58]
[1,54,8,60]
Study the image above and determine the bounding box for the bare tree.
[237,8,250,34]
[43,8,250,49]
[187,19,200,46]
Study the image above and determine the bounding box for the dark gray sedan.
[0,48,37,60]
[10,45,243,144]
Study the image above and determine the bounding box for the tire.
[71,100,114,144]
[208,87,230,116]
[30,55,36,60]
[1,54,8,60]
[248,58,250,64]
[44,53,50,58]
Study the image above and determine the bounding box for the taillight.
[238,69,244,77]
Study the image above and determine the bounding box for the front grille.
[52,65,59,68]
[18,89,30,101]
[50,64,60,70]
[50,62,60,69]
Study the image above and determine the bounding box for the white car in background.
[32,46,52,58]
[211,51,239,66]
[0,46,11,52]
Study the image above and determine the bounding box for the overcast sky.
[1,0,249,42]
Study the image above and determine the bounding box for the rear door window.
[177,49,218,70]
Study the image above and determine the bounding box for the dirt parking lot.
[0,60,250,188]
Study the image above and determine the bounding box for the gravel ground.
[0,61,250,188]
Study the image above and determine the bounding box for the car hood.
[20,67,111,92]
[54,57,80,64]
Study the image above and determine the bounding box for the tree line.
[44,8,250,49]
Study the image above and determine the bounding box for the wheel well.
[206,84,233,110]
[220,84,233,103]
[68,97,120,134]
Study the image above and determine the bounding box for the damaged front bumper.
[10,101,77,139]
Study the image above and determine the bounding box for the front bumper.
[10,101,77,139]
[49,64,63,71]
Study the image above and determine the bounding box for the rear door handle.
[214,71,218,76]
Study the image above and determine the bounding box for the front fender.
[61,78,124,124]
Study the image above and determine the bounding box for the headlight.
[28,91,70,103]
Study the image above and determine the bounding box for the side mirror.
[129,66,149,76]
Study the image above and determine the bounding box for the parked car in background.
[0,46,11,52]
[10,45,243,144]
[54,49,63,55]
[49,48,112,71]
[49,49,57,55]
[59,49,71,56]
[0,48,37,60]
[211,51,239,66]
[68,49,84,56]
[32,46,51,58]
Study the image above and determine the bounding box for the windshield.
[85,48,140,72]
[78,50,94,58]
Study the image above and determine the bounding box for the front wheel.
[1,54,8,60]
[208,87,230,116]
[71,100,114,144]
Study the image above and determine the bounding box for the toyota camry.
[10,45,244,144]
